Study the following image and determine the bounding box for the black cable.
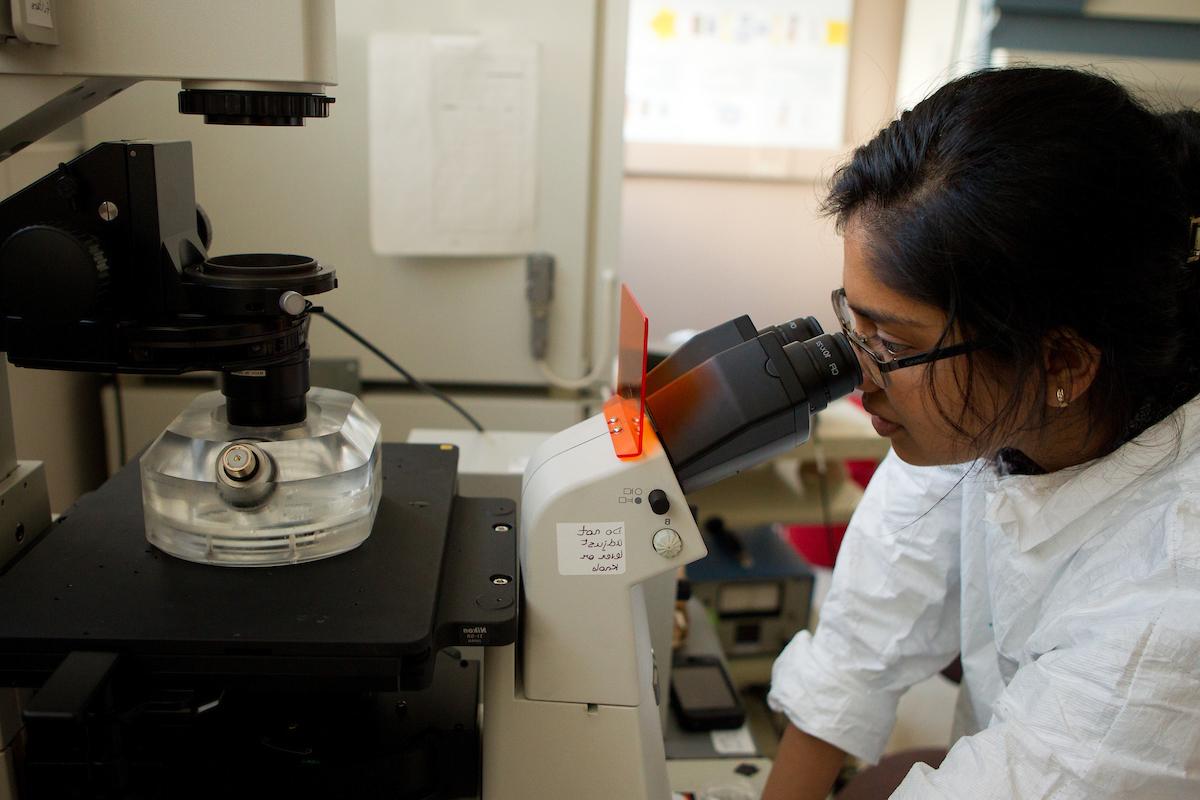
[311,309,486,433]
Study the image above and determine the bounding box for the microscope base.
[483,641,672,800]
[0,442,517,797]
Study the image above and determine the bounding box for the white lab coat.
[768,395,1200,798]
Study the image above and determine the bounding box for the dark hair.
[825,66,1200,456]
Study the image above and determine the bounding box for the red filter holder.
[603,284,649,458]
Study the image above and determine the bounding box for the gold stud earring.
[1056,387,1068,408]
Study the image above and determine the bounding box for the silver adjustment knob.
[279,290,307,316]
[220,443,258,481]
[216,441,275,509]
[652,528,683,559]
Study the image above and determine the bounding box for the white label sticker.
[556,521,626,576]
[710,724,756,756]
[25,0,53,28]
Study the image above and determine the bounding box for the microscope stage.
[0,443,517,690]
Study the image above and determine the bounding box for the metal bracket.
[526,252,555,360]
[0,460,51,571]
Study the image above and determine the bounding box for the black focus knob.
[0,225,109,319]
[648,489,671,515]
[178,89,335,126]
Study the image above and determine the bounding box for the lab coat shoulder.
[823,450,970,668]
[768,450,971,764]
[853,449,971,536]
[1031,449,1200,654]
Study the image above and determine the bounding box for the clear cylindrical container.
[140,387,383,567]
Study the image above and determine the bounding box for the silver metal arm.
[0,0,337,160]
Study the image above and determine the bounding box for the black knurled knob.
[648,489,671,515]
[0,225,109,318]
[178,89,335,126]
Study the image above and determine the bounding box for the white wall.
[895,0,988,113]
[619,0,907,340]
[621,178,844,337]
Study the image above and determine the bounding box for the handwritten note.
[368,34,539,255]
[557,522,626,576]
[25,0,53,28]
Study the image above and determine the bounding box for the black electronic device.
[670,655,746,732]
[687,524,816,657]
[646,314,861,493]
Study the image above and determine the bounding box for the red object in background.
[782,522,849,569]
[604,284,649,458]
[845,459,879,489]
[784,438,880,567]
[841,393,880,487]
[784,392,878,565]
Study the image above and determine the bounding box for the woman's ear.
[1042,329,1102,408]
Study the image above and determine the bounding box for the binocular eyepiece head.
[644,314,861,494]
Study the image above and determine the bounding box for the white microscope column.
[483,413,706,800]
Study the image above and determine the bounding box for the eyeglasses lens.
[833,290,888,387]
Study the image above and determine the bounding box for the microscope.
[0,3,459,796]
[0,1,380,568]
[0,3,863,797]
[484,290,861,798]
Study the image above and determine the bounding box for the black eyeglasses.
[831,288,981,387]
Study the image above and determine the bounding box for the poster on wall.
[625,0,852,169]
[368,34,539,256]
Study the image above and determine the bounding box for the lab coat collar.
[984,393,1200,553]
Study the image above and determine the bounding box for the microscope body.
[485,294,862,798]
[484,415,706,800]
[0,0,337,161]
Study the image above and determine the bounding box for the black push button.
[648,489,670,515]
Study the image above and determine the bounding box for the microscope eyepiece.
[759,315,824,347]
[783,332,861,413]
[645,314,862,493]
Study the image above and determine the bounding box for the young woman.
[763,67,1200,799]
